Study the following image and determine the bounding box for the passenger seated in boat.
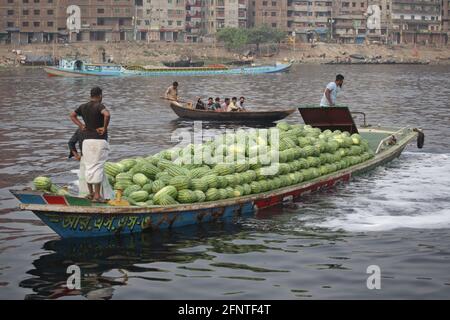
[238,96,246,111]
[210,97,222,111]
[195,97,206,110]
[68,128,83,161]
[229,97,239,112]
[221,98,231,112]
[206,97,214,109]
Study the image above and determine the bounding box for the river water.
[0,65,449,299]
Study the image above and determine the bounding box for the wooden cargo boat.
[10,108,423,239]
[169,101,296,122]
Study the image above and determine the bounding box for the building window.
[34,21,40,26]
[411,15,414,20]
[422,16,425,20]
[168,20,173,25]
[352,2,355,7]
[7,22,14,27]
[360,3,364,7]
[98,8,105,13]
[342,2,349,7]
[145,20,150,25]
[272,1,276,5]
[47,9,54,15]
[271,22,277,27]
[23,0,28,3]
[7,10,14,15]
[47,21,53,27]
[271,12,276,16]
[7,0,14,3]
[115,8,120,13]
[48,0,53,2]
[125,8,130,13]
[34,0,39,2]
[23,10,29,15]
[263,1,267,5]
[34,10,40,15]
[147,9,151,14]
[98,18,105,25]
[137,20,141,25]
[23,21,29,27]
[177,20,182,26]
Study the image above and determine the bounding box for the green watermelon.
[33,176,52,191]
[129,190,149,202]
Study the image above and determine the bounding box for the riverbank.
[1,41,450,67]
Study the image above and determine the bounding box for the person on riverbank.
[165,81,179,101]
[70,86,113,203]
[320,74,344,107]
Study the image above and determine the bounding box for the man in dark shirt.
[70,87,111,202]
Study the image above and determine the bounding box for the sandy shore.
[1,41,450,67]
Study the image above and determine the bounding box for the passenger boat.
[169,101,296,122]
[10,107,423,239]
[44,59,292,77]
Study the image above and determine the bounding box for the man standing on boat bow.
[70,86,113,203]
[320,74,344,107]
[165,81,179,101]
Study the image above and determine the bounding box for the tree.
[247,25,286,52]
[216,27,248,51]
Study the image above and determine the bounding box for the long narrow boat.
[169,101,296,122]
[44,59,292,77]
[10,120,421,239]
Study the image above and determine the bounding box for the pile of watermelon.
[103,122,374,207]
[33,176,69,195]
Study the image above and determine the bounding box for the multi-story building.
[0,0,135,44]
[389,0,444,44]
[443,0,449,36]
[248,0,288,30]
[287,0,332,41]
[203,0,248,34]
[185,0,202,41]
[331,0,369,43]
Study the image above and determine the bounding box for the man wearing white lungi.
[70,87,112,203]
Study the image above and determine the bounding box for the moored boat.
[169,101,296,122]
[10,107,423,239]
[43,59,292,77]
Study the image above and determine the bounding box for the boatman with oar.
[70,86,114,203]
[165,81,179,101]
[320,74,344,107]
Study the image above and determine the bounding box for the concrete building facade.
[248,0,288,30]
[203,0,248,34]
[0,0,135,44]
[287,0,333,41]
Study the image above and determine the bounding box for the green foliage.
[216,25,287,52]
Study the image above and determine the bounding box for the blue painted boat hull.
[44,63,292,77]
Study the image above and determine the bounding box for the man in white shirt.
[320,74,344,107]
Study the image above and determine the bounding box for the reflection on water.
[1,65,450,299]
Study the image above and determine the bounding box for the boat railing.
[375,127,411,154]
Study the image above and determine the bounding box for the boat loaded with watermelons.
[10,107,424,238]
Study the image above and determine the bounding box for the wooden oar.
[159,96,191,104]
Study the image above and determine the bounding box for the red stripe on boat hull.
[254,173,351,209]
